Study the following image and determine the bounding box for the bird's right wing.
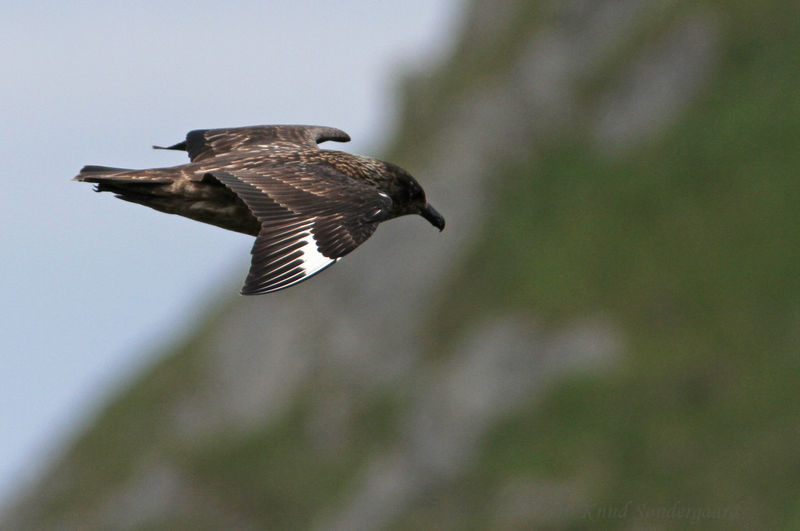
[154,125,351,163]
[209,165,391,294]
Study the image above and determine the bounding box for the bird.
[73,124,445,295]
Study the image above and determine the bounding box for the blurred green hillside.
[5,1,799,529]
[396,2,800,527]
[440,21,800,531]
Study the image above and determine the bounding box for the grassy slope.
[408,1,800,527]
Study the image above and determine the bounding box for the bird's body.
[73,125,444,294]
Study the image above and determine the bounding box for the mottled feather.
[73,124,444,294]
[155,124,351,163]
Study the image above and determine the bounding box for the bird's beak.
[421,203,445,231]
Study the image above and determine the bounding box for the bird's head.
[383,163,445,231]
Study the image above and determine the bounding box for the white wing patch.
[297,221,338,279]
[245,217,338,294]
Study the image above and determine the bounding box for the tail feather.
[73,165,129,182]
[80,165,130,173]
[72,165,176,183]
[72,164,179,205]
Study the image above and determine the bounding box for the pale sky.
[0,0,460,508]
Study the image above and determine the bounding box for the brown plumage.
[73,125,445,294]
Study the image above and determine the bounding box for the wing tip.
[153,141,187,151]
[310,126,350,144]
[239,252,339,295]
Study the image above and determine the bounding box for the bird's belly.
[145,180,261,236]
[183,199,261,236]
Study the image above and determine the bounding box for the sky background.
[0,0,460,508]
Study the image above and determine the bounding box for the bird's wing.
[154,125,350,163]
[210,165,392,294]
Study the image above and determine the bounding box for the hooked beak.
[420,203,445,231]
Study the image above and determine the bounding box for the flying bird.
[73,125,445,294]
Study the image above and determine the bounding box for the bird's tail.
[72,165,182,208]
[72,165,175,183]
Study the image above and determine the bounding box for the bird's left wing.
[154,125,351,163]
[209,165,392,294]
